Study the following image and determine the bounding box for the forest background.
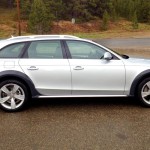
[0,0,150,38]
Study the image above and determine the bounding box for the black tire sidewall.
[138,77,150,107]
[0,80,29,112]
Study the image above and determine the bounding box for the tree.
[44,0,64,21]
[138,0,150,23]
[127,0,134,20]
[132,11,138,29]
[28,0,52,34]
[57,0,92,22]
[21,0,31,20]
[108,0,118,22]
[0,0,14,7]
[0,0,150,24]
[148,11,150,25]
[111,7,117,22]
[88,0,109,18]
[101,10,109,30]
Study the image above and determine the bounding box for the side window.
[27,41,63,59]
[66,41,106,59]
[0,43,25,58]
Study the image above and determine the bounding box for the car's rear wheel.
[138,77,150,107]
[0,80,28,112]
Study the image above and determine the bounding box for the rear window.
[26,40,63,59]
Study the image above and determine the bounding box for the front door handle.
[27,66,39,70]
[73,66,84,70]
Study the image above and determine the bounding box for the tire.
[137,77,150,107]
[0,80,29,112]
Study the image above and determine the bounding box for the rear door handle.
[73,66,84,70]
[27,66,39,70]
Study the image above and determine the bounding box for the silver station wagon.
[0,35,150,112]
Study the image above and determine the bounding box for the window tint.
[27,41,63,59]
[0,43,25,58]
[66,41,106,59]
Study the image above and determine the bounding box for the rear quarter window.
[0,43,25,58]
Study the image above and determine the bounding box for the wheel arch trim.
[130,69,150,96]
[0,70,40,97]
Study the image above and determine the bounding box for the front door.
[65,40,125,95]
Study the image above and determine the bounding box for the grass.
[72,30,150,39]
[0,8,16,24]
[0,8,17,38]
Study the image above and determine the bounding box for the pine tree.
[148,11,150,25]
[108,0,118,22]
[44,0,63,21]
[132,11,138,29]
[128,0,134,21]
[101,10,109,31]
[112,7,117,22]
[28,0,52,34]
[88,0,109,18]
[21,0,31,20]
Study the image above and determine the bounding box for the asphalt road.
[0,98,150,150]
[95,38,150,49]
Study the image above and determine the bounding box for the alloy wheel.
[141,81,150,104]
[0,83,25,110]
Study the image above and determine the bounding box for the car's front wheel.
[138,77,150,107]
[0,80,28,112]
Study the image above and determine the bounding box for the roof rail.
[8,35,80,40]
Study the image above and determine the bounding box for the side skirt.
[33,95,129,98]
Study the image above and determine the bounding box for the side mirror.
[103,52,113,60]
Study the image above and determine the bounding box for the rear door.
[19,40,71,96]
